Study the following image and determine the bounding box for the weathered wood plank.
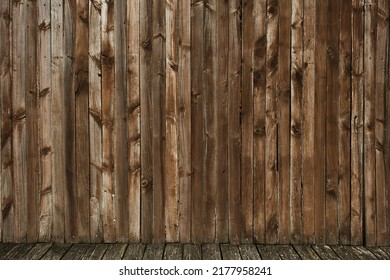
[23,243,54,260]
[143,244,165,260]
[293,245,321,260]
[238,244,261,260]
[123,244,146,260]
[330,245,360,260]
[367,247,389,260]
[62,244,91,260]
[0,244,19,260]
[82,244,109,260]
[183,244,202,260]
[351,246,377,260]
[257,245,281,260]
[351,0,364,246]
[379,247,390,258]
[275,245,300,260]
[0,244,17,257]
[102,244,128,260]
[127,0,141,243]
[312,245,340,260]
[220,244,241,260]
[1,244,34,260]
[163,243,182,260]
[202,243,221,260]
[40,243,71,260]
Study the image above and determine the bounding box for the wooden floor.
[0,243,389,260]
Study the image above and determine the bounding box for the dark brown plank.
[220,244,241,260]
[1,244,34,260]
[40,244,71,260]
[123,244,146,260]
[367,247,389,260]
[312,245,340,260]
[379,247,390,258]
[102,244,128,260]
[293,245,321,260]
[0,244,19,260]
[275,245,300,260]
[257,245,281,260]
[23,243,54,260]
[62,244,91,260]
[202,244,221,260]
[238,244,261,260]
[351,246,377,260]
[143,244,165,260]
[183,244,202,260]
[163,244,182,260]
[330,245,360,260]
[82,244,109,260]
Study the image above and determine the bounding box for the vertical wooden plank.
[228,0,241,244]
[114,0,129,243]
[191,0,204,243]
[265,0,279,244]
[139,0,153,243]
[278,0,291,244]
[127,0,141,243]
[215,0,229,243]
[38,0,52,242]
[338,0,352,245]
[364,0,377,246]
[314,0,327,244]
[241,0,254,244]
[89,0,103,243]
[12,0,28,243]
[165,0,179,242]
[74,0,90,242]
[325,0,340,245]
[385,0,390,248]
[51,0,65,242]
[290,0,303,244]
[101,0,116,242]
[351,0,364,245]
[178,0,191,243]
[203,0,217,243]
[253,0,267,244]
[0,0,13,243]
[152,0,166,243]
[375,0,389,246]
[302,0,316,244]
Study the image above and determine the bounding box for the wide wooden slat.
[163,243,182,260]
[202,244,221,260]
[312,245,340,260]
[293,245,321,260]
[0,243,18,260]
[183,244,202,260]
[220,244,241,260]
[351,246,377,260]
[123,244,146,260]
[143,244,164,260]
[40,244,71,260]
[368,247,389,260]
[62,244,90,260]
[275,245,300,260]
[238,244,261,260]
[1,243,34,260]
[257,245,281,260]
[102,244,128,260]
[82,244,109,260]
[330,245,360,260]
[23,243,53,260]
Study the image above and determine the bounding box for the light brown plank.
[143,244,164,260]
[102,244,128,260]
[123,244,146,260]
[82,244,109,260]
[183,244,202,260]
[202,243,221,260]
[351,0,364,245]
[220,244,241,260]
[163,243,182,260]
[238,244,261,260]
[127,0,141,243]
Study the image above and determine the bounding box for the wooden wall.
[0,0,389,245]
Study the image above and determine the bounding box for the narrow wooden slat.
[151,0,166,243]
[114,0,129,243]
[191,0,204,244]
[202,244,221,260]
[311,245,340,260]
[38,0,53,243]
[139,0,153,243]
[228,0,242,245]
[143,244,164,260]
[241,0,254,244]
[278,0,292,245]
[314,0,327,245]
[102,244,128,260]
[301,0,316,244]
[163,243,182,260]
[123,244,146,260]
[82,244,109,260]
[127,0,141,243]
[101,0,116,242]
[351,0,364,245]
[203,0,218,244]
[290,0,304,245]
[220,244,241,260]
[363,0,378,247]
[238,244,261,260]
[351,246,377,260]
[253,0,267,244]
[375,0,389,246]
[89,0,103,243]
[330,245,360,260]
[215,0,229,244]
[12,0,28,243]
[275,245,300,260]
[183,244,202,260]
[62,244,91,260]
[40,244,71,260]
[23,243,53,260]
[293,245,321,260]
[368,247,389,260]
[338,0,352,246]
[177,0,191,244]
[257,245,281,260]
[1,244,34,260]
[165,0,179,243]
[0,0,14,243]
